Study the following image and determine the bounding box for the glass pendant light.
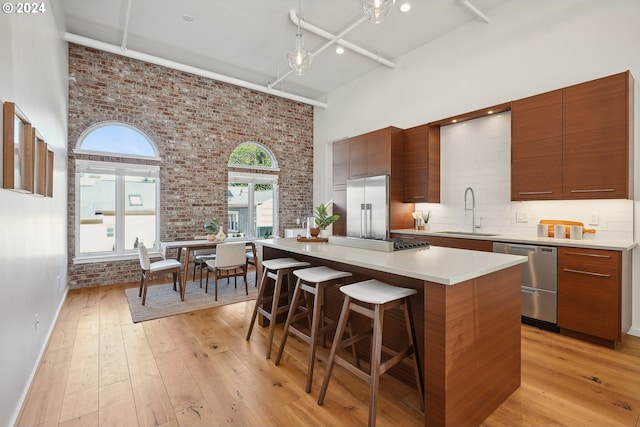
[287,1,313,75]
[362,0,396,24]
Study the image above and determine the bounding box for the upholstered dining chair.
[138,243,183,306]
[192,248,217,287]
[204,241,248,301]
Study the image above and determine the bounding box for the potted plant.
[422,211,432,231]
[203,219,219,241]
[313,203,339,238]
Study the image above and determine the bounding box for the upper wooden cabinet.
[403,124,440,203]
[511,71,633,201]
[511,89,563,200]
[563,72,632,199]
[332,138,349,188]
[347,127,403,179]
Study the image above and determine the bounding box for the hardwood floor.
[17,283,640,427]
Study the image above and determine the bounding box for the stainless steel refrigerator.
[346,175,389,240]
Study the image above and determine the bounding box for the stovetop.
[392,239,431,251]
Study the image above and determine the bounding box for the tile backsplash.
[415,112,634,242]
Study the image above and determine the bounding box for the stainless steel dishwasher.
[493,242,558,331]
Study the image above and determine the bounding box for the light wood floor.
[16,282,640,427]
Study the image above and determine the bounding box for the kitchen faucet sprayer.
[464,187,477,233]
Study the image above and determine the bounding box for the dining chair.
[138,243,183,305]
[204,241,248,300]
[245,244,258,287]
[193,248,217,287]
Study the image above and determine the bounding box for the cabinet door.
[333,139,349,187]
[403,125,440,203]
[511,89,563,200]
[366,128,391,176]
[332,187,347,236]
[403,125,429,202]
[558,248,620,342]
[563,72,630,199]
[348,134,368,178]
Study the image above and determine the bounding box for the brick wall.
[67,44,314,288]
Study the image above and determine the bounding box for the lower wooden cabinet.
[557,246,629,347]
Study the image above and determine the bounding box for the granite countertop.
[257,237,527,285]
[391,229,637,251]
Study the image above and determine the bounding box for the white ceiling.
[62,0,511,103]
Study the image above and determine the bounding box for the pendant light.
[287,0,313,76]
[362,0,396,24]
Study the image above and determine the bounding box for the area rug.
[125,272,258,323]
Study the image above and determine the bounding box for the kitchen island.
[257,237,527,427]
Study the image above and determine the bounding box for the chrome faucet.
[464,187,477,233]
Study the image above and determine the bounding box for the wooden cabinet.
[347,127,401,179]
[511,89,563,200]
[332,138,349,188]
[403,124,440,203]
[558,246,631,348]
[390,233,493,252]
[332,127,412,235]
[563,72,632,199]
[511,71,633,201]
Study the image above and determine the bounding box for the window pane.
[255,184,273,238]
[80,124,156,157]
[78,172,116,253]
[228,183,249,237]
[124,175,157,250]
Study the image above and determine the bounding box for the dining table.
[161,237,259,301]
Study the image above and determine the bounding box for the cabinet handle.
[411,196,426,199]
[563,251,611,259]
[563,268,610,278]
[518,191,553,195]
[570,189,614,193]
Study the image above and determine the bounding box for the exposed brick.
[67,44,313,289]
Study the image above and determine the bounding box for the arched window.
[228,142,279,239]
[74,122,160,260]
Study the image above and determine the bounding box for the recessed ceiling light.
[399,1,412,12]
[488,110,494,114]
[182,14,193,22]
[336,46,345,55]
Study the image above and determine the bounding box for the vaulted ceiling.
[62,0,511,104]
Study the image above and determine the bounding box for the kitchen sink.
[438,231,499,237]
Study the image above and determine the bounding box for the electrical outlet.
[35,313,40,331]
[589,213,599,226]
[516,212,529,223]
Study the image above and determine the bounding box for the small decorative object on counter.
[204,218,219,241]
[422,211,432,231]
[537,223,548,237]
[314,203,340,231]
[215,226,227,242]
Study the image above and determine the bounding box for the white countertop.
[391,229,637,251]
[257,237,527,286]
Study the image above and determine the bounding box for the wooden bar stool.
[317,279,424,427]
[274,266,353,393]
[245,257,310,359]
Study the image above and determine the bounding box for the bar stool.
[245,257,310,359]
[274,266,353,393]
[317,279,424,427]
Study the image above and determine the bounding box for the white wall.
[314,0,640,335]
[0,1,69,425]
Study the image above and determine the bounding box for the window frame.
[73,123,161,264]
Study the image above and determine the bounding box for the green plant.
[422,211,432,224]
[203,218,219,234]
[314,204,340,230]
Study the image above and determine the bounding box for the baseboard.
[10,286,69,427]
[627,325,640,338]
